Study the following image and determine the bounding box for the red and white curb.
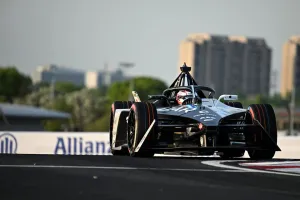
[201,160,300,177]
[239,161,300,174]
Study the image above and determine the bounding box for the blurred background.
[0,0,299,135]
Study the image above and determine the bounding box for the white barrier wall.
[0,131,299,158]
[0,132,111,155]
[274,136,300,159]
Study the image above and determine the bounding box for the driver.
[176,90,194,105]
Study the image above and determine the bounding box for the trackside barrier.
[0,131,299,158]
[0,132,111,155]
[272,136,300,159]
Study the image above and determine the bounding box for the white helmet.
[176,90,193,105]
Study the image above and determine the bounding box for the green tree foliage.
[0,66,32,102]
[54,81,83,94]
[65,88,108,130]
[15,87,56,108]
[43,96,73,131]
[32,82,50,89]
[84,115,110,132]
[107,76,168,102]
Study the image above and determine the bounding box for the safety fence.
[0,131,299,158]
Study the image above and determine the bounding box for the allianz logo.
[0,133,17,154]
[54,137,111,155]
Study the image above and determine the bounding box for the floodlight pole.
[51,76,55,101]
[119,62,135,101]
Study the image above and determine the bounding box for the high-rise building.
[178,33,272,97]
[280,36,300,98]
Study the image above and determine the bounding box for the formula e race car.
[109,63,280,159]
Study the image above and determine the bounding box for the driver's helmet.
[176,90,194,105]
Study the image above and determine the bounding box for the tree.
[43,96,73,131]
[14,86,58,108]
[65,88,108,130]
[31,82,50,92]
[0,66,32,103]
[54,82,83,94]
[107,76,168,102]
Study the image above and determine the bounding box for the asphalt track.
[0,155,300,200]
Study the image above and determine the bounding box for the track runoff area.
[1,152,300,176]
[1,155,300,200]
[1,150,300,176]
[154,153,300,176]
[1,153,300,176]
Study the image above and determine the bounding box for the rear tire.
[220,101,245,159]
[127,102,158,157]
[110,101,133,156]
[247,104,277,160]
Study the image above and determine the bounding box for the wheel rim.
[127,110,135,152]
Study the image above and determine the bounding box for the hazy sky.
[1,0,299,93]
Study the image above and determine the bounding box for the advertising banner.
[0,131,299,158]
[0,132,111,155]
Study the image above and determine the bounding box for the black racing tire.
[247,104,277,160]
[220,101,245,159]
[109,101,133,156]
[127,102,158,157]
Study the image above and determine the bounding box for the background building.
[85,68,126,89]
[32,64,127,89]
[179,33,272,97]
[280,36,300,98]
[31,64,85,86]
[0,103,70,131]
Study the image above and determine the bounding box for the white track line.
[201,160,300,177]
[154,154,217,158]
[0,164,247,173]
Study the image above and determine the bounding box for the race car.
[109,63,280,159]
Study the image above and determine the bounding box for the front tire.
[247,104,277,160]
[127,102,158,157]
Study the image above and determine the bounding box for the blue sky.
[1,0,299,93]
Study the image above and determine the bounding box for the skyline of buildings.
[28,34,300,98]
[179,33,271,97]
[31,64,127,89]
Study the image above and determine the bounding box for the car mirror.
[218,94,238,101]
